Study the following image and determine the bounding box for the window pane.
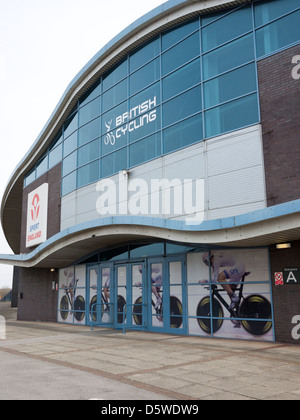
[102,101,128,136]
[103,58,128,91]
[204,63,257,108]
[162,32,200,76]
[205,93,259,138]
[79,98,101,127]
[78,117,100,147]
[130,37,160,72]
[62,171,76,196]
[79,80,101,107]
[256,10,300,57]
[202,5,252,52]
[163,113,203,154]
[24,169,36,187]
[63,151,77,177]
[255,0,299,27]
[49,143,62,169]
[130,58,160,96]
[162,19,199,51]
[163,58,201,101]
[63,132,77,157]
[130,133,161,167]
[78,139,100,167]
[163,85,202,128]
[129,106,161,144]
[77,160,99,188]
[203,34,254,80]
[102,78,128,113]
[36,155,48,178]
[101,148,127,178]
[64,112,78,138]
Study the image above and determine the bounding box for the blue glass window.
[62,151,77,177]
[102,79,128,113]
[202,6,252,52]
[203,34,255,80]
[130,58,160,96]
[255,0,299,27]
[64,112,78,139]
[130,37,160,72]
[78,117,100,147]
[36,156,48,178]
[49,143,62,169]
[102,102,128,135]
[256,10,300,57]
[204,63,257,108]
[79,98,101,127]
[162,32,200,76]
[163,85,202,128]
[102,58,127,92]
[78,139,100,167]
[205,93,259,138]
[130,133,161,167]
[79,80,101,107]
[62,171,76,196]
[163,113,203,154]
[101,148,127,178]
[162,59,201,101]
[162,19,199,51]
[77,160,99,189]
[63,132,77,158]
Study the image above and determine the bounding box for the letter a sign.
[284,268,299,285]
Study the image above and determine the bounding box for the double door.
[88,256,186,334]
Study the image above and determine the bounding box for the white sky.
[0,0,165,288]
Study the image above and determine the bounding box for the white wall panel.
[61,124,266,231]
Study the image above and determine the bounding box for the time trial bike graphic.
[197,272,272,336]
[60,279,86,322]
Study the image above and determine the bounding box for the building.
[1,0,300,344]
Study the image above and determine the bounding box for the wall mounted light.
[276,243,291,250]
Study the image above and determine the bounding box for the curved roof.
[1,0,250,254]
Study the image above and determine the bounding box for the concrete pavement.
[0,302,300,400]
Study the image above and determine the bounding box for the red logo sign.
[31,194,40,222]
[275,272,284,286]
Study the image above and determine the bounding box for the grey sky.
[0,0,164,288]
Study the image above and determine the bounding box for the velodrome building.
[1,0,300,344]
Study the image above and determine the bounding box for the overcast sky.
[0,0,165,288]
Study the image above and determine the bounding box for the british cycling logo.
[292,55,300,80]
[104,96,157,146]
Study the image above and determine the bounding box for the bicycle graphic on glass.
[104,120,116,146]
[60,273,86,322]
[89,268,126,325]
[133,264,183,329]
[197,253,272,336]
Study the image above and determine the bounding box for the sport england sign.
[26,183,49,248]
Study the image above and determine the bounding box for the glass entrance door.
[114,262,146,330]
[88,263,113,327]
[148,256,186,334]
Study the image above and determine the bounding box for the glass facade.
[24,0,300,195]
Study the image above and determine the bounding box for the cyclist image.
[62,267,76,308]
[201,252,246,310]
[137,264,162,309]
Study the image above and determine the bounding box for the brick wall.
[14,163,61,321]
[270,241,300,344]
[258,44,300,206]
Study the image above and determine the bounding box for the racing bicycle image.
[133,285,183,329]
[90,292,126,324]
[197,272,273,337]
[60,279,86,322]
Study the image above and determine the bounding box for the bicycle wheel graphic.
[74,296,86,322]
[239,295,272,336]
[197,296,224,334]
[170,296,183,329]
[90,295,97,322]
[133,296,144,326]
[60,296,69,321]
[117,295,126,324]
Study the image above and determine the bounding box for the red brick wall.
[258,44,300,206]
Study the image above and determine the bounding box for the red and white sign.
[275,272,284,286]
[26,183,48,248]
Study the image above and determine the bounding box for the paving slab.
[0,302,300,400]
